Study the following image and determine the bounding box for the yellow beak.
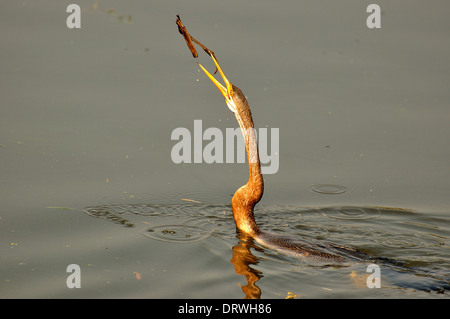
[198,54,234,102]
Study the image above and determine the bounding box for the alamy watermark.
[66,4,381,30]
[170,120,279,174]
[66,264,81,288]
[366,264,381,288]
[65,263,381,290]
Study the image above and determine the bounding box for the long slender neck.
[231,94,264,236]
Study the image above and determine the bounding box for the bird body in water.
[199,56,363,262]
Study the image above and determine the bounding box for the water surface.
[1,1,449,298]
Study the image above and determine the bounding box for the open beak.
[198,55,234,108]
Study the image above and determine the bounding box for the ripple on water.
[142,225,212,243]
[373,235,424,249]
[319,206,382,220]
[83,192,232,244]
[310,184,348,195]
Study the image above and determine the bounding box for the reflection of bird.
[230,233,263,299]
[199,56,362,261]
